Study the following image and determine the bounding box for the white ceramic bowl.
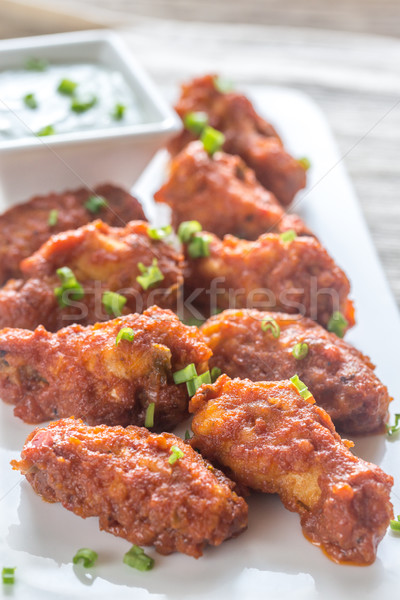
[0,30,180,206]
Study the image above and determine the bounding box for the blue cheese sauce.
[0,62,147,141]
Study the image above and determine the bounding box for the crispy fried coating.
[168,74,306,206]
[0,220,184,331]
[201,309,390,434]
[184,231,355,330]
[0,184,146,285]
[12,418,248,557]
[0,305,211,427]
[189,375,393,565]
[155,141,310,240]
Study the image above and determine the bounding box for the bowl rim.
[0,29,181,153]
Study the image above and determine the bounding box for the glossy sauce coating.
[168,74,306,206]
[155,141,311,239]
[0,183,146,285]
[12,418,248,557]
[201,309,390,433]
[189,376,393,565]
[0,305,211,428]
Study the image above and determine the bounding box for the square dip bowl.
[0,30,180,206]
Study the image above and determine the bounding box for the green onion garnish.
[23,93,38,109]
[386,413,400,437]
[71,96,97,114]
[390,516,400,531]
[184,430,192,440]
[148,225,172,241]
[327,311,348,338]
[123,545,154,571]
[84,195,108,213]
[54,266,84,308]
[173,363,197,384]
[292,342,309,360]
[168,445,184,465]
[214,76,234,93]
[57,78,78,96]
[48,209,58,227]
[186,370,212,397]
[112,103,126,120]
[298,157,311,171]
[72,548,98,568]
[183,111,209,135]
[211,366,222,382]
[200,126,225,156]
[290,374,313,401]
[136,258,164,290]
[102,291,127,317]
[145,403,155,428]
[187,234,211,259]
[280,229,297,243]
[261,317,280,339]
[37,125,55,137]
[178,220,202,244]
[2,567,16,585]
[115,327,135,346]
[25,57,48,71]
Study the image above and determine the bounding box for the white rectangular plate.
[1,86,399,600]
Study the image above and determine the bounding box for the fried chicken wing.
[0,220,184,331]
[0,184,146,285]
[189,375,393,565]
[201,309,390,434]
[155,141,310,240]
[12,418,248,558]
[168,74,306,206]
[0,305,211,427]
[184,231,354,330]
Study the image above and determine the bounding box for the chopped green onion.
[57,78,78,96]
[178,220,202,244]
[71,96,97,113]
[386,413,400,437]
[186,370,212,397]
[136,258,164,290]
[148,225,172,241]
[184,430,192,440]
[72,548,98,568]
[23,93,38,109]
[298,157,311,171]
[112,103,126,120]
[327,311,348,338]
[25,57,48,71]
[102,291,127,317]
[211,366,222,382]
[115,327,135,345]
[200,126,225,156]
[390,516,400,531]
[2,567,16,585]
[48,209,58,227]
[145,403,155,428]
[280,229,297,243]
[292,342,309,360]
[183,111,209,135]
[168,445,184,465]
[290,374,313,401]
[261,317,280,339]
[84,195,108,213]
[187,234,211,259]
[214,76,234,93]
[37,124,55,137]
[54,266,84,307]
[182,316,205,327]
[173,363,197,384]
[123,545,154,571]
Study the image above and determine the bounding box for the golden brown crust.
[200,309,390,433]
[189,375,393,565]
[0,305,211,427]
[11,418,248,558]
[168,74,306,206]
[0,184,146,285]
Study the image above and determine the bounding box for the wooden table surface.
[1,0,399,308]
